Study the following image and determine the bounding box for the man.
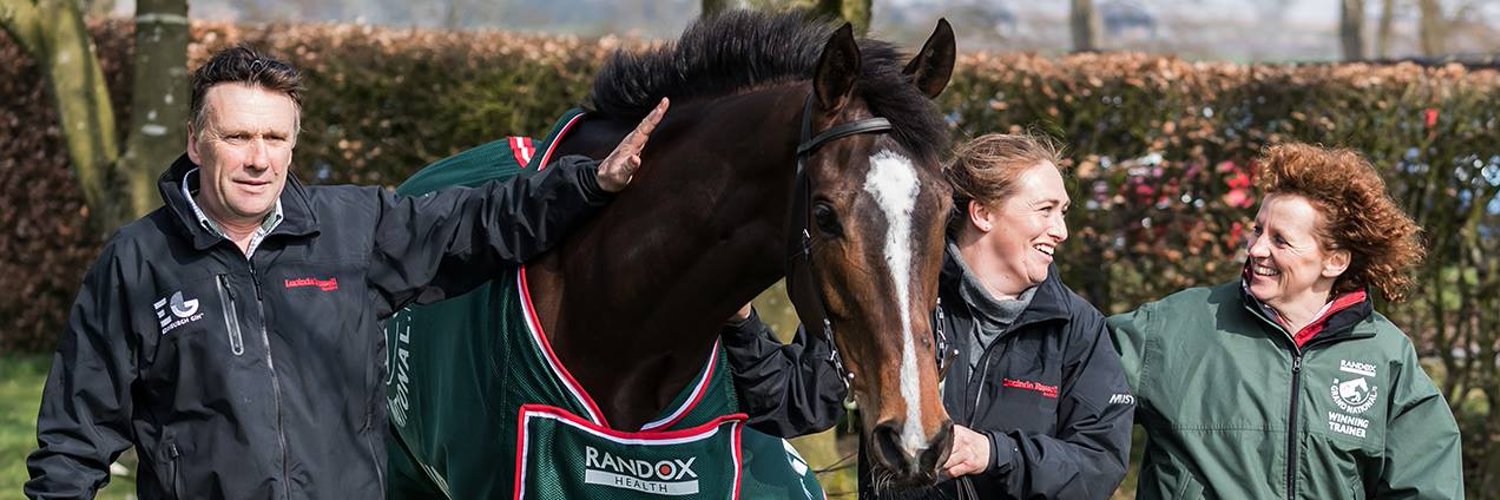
[26,45,668,499]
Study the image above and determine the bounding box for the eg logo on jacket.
[155,290,202,335]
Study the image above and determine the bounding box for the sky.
[107,0,1498,62]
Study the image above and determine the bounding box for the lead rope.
[956,476,978,500]
[941,296,972,500]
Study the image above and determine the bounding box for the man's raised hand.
[597,97,669,192]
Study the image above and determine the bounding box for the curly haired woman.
[1109,143,1463,499]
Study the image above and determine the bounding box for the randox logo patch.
[583,446,699,496]
[1331,359,1379,415]
[155,291,202,335]
[1327,359,1379,439]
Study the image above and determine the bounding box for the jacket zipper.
[216,276,245,355]
[249,263,292,500]
[167,443,182,498]
[971,350,992,417]
[1244,300,1304,500]
[1287,353,1302,499]
[366,432,385,492]
[967,321,1011,417]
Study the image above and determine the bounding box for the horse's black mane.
[587,10,948,162]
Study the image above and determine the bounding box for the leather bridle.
[783,93,957,402]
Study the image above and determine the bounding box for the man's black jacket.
[722,249,1135,499]
[26,153,610,499]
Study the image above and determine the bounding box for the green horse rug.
[385,110,826,500]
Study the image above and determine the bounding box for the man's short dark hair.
[189,44,303,135]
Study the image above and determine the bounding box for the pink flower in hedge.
[1134,182,1156,198]
[1424,107,1439,129]
[1216,160,1254,207]
[1228,221,1246,251]
[1225,170,1251,190]
[1222,187,1253,208]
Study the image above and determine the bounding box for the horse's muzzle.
[869,418,954,483]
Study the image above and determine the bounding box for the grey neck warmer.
[946,242,1036,371]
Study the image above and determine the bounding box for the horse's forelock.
[854,41,950,166]
[585,10,948,165]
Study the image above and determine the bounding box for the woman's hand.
[942,424,991,477]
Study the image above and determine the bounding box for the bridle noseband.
[783,94,957,404]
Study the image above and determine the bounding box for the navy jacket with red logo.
[722,245,1135,499]
[26,153,611,499]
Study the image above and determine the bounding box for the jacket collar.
[939,241,1072,332]
[1238,280,1376,346]
[159,153,319,251]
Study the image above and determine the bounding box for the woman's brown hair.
[1255,143,1424,302]
[944,133,1063,236]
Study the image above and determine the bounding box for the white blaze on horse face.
[862,150,927,457]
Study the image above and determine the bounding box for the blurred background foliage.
[1,18,1497,496]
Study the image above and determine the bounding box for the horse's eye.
[813,203,842,235]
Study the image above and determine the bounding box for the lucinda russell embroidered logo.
[285,276,339,291]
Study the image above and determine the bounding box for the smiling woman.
[723,132,1136,499]
[1108,142,1463,500]
[947,134,1071,301]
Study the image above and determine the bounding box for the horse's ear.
[813,23,861,113]
[903,18,956,99]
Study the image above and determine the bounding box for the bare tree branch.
[0,0,44,52]
[27,0,122,233]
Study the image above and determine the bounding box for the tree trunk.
[119,0,190,220]
[1418,0,1444,56]
[1340,0,1366,61]
[1070,0,1101,52]
[814,0,839,21]
[839,0,870,37]
[1376,0,1395,58]
[702,0,734,17]
[443,0,464,29]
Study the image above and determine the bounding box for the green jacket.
[1108,282,1463,499]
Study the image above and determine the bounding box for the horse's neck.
[528,87,807,429]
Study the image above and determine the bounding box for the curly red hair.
[1254,143,1424,302]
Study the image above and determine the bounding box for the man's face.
[187,82,298,228]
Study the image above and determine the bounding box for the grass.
[2,354,135,499]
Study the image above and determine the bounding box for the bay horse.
[386,11,958,497]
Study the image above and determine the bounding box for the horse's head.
[789,19,957,485]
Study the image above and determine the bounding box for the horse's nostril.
[918,421,954,474]
[870,421,911,472]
